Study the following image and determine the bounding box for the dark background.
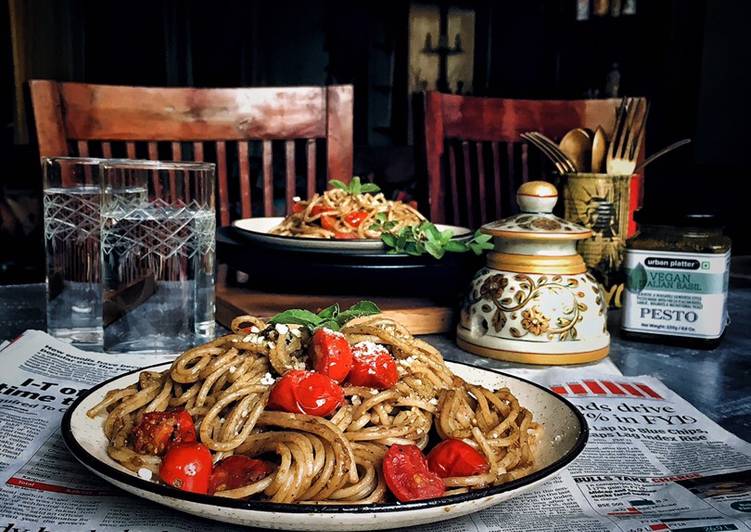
[1,0,749,283]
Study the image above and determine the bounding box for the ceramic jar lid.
[481,181,591,240]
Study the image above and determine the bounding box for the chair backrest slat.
[216,141,229,226]
[421,91,623,227]
[262,140,273,217]
[461,141,475,228]
[30,81,354,225]
[238,141,252,219]
[475,142,487,224]
[491,142,502,219]
[306,139,316,199]
[447,142,460,226]
[285,140,295,213]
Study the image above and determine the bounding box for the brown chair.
[421,91,624,228]
[29,81,353,226]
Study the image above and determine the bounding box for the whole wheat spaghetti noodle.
[88,315,539,504]
[271,188,424,239]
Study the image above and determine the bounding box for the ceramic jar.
[457,181,610,365]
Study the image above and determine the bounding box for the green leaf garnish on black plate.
[269,300,381,332]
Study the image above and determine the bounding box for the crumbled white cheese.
[400,355,417,367]
[429,398,439,406]
[242,333,257,343]
[275,323,289,335]
[260,372,275,386]
[267,341,275,349]
[250,326,260,333]
[137,468,152,481]
[292,196,301,202]
[291,327,302,338]
[228,366,237,373]
[413,379,422,385]
[185,463,197,477]
[351,396,362,406]
[369,388,379,395]
[322,327,345,338]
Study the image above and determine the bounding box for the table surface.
[2,283,749,441]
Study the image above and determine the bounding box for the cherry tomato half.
[292,202,306,214]
[427,438,489,478]
[267,370,344,417]
[209,455,274,494]
[383,444,445,502]
[310,328,353,383]
[320,214,337,231]
[347,342,398,390]
[159,442,213,494]
[344,210,368,228]
[133,409,196,455]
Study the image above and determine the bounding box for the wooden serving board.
[216,283,455,335]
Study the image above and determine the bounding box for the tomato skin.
[383,444,445,502]
[333,231,357,240]
[133,410,196,455]
[209,456,273,494]
[320,214,337,230]
[292,202,305,214]
[427,439,489,478]
[267,370,344,417]
[347,342,398,390]
[310,328,353,383]
[344,211,368,228]
[159,442,213,494]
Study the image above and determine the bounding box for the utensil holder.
[563,173,632,308]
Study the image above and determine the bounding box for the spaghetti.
[88,315,539,504]
[270,188,425,239]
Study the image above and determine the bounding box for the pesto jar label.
[622,249,730,339]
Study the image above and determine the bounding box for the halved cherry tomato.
[309,328,353,383]
[133,409,196,455]
[267,369,344,417]
[320,214,337,230]
[159,442,213,494]
[292,202,305,214]
[427,438,489,478]
[347,342,398,390]
[344,210,368,228]
[209,455,274,494]
[383,444,445,502]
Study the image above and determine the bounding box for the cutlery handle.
[634,139,692,173]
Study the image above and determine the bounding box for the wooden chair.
[29,81,353,226]
[420,91,624,227]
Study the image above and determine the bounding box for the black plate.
[217,226,484,299]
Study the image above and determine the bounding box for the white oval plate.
[232,217,473,252]
[62,360,587,531]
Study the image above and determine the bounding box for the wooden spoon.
[591,126,608,173]
[559,128,592,172]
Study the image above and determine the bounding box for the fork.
[520,132,578,174]
[606,97,649,175]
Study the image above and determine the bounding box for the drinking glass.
[43,157,106,348]
[100,160,216,353]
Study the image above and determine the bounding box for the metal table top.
[2,283,749,441]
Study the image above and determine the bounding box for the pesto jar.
[621,211,731,348]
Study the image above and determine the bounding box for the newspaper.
[1,330,750,532]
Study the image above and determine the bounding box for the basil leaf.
[360,183,381,193]
[336,300,381,325]
[444,240,468,252]
[425,241,446,259]
[423,222,441,242]
[329,179,348,191]
[317,319,341,331]
[317,304,340,320]
[269,309,323,327]
[350,176,362,195]
[381,233,396,247]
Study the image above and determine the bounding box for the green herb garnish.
[370,218,493,259]
[329,176,380,195]
[269,300,381,332]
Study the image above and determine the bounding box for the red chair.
[30,81,353,226]
[420,91,624,227]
